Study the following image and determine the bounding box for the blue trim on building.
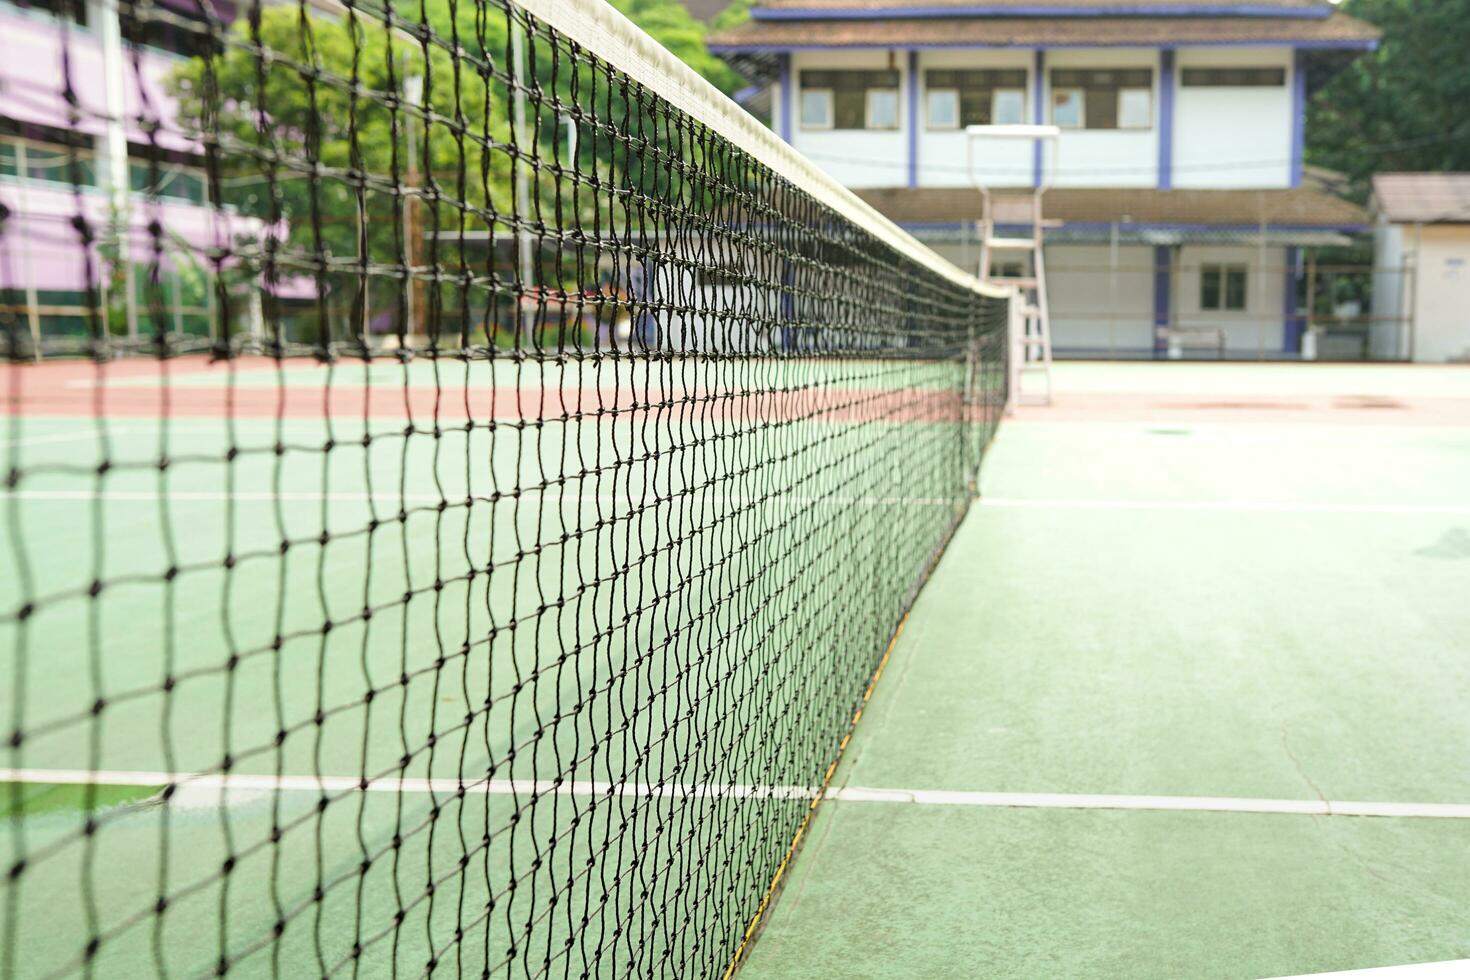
[1289,48,1306,187]
[750,5,1334,20]
[709,39,1379,53]
[778,53,793,142]
[1158,48,1175,190]
[1153,244,1172,358]
[908,50,920,188]
[1282,244,1303,352]
[1032,49,1045,187]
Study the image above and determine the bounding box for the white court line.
[0,768,817,802]
[0,489,954,506]
[823,787,1470,819]
[980,497,1470,516]
[9,490,1467,516]
[0,428,129,449]
[1271,960,1470,979]
[5,770,1470,819]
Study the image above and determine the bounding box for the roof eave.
[751,4,1334,21]
[709,38,1380,51]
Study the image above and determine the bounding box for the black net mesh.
[0,0,1008,975]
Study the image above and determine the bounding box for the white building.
[1371,173,1470,363]
[710,0,1381,359]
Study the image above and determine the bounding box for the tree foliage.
[1308,0,1470,195]
[168,0,741,340]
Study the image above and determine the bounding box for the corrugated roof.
[1372,173,1470,225]
[853,186,1369,228]
[708,10,1378,47]
[757,0,1327,12]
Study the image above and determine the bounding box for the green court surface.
[1,353,995,977]
[738,363,1470,980]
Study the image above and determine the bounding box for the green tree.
[615,0,741,92]
[169,0,740,344]
[1308,0,1470,195]
[709,0,752,32]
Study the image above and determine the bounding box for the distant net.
[0,0,1008,975]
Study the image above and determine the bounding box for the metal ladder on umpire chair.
[965,125,1059,409]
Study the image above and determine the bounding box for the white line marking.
[0,490,955,506]
[0,768,817,802]
[0,429,128,449]
[6,770,1470,819]
[822,788,1470,818]
[979,497,1470,516]
[1271,960,1470,979]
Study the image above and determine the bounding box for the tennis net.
[0,0,1010,974]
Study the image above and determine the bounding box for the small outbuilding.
[1371,173,1470,362]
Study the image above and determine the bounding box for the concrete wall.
[1043,48,1160,189]
[1174,243,1288,356]
[1406,224,1470,363]
[785,50,910,188]
[1173,47,1295,190]
[916,49,1034,190]
[928,241,1297,357]
[776,43,1302,192]
[1371,217,1407,360]
[1046,244,1156,353]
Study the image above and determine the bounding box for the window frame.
[1050,68,1154,130]
[1180,67,1288,88]
[1200,263,1249,312]
[798,87,834,131]
[798,69,902,131]
[925,87,961,131]
[1051,88,1085,129]
[865,86,901,131]
[992,88,1027,126]
[1117,87,1153,130]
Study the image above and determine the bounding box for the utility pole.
[89,0,137,340]
[511,23,535,342]
[403,74,425,342]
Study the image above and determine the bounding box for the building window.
[0,120,98,189]
[866,88,900,130]
[926,89,959,130]
[1051,89,1084,129]
[1117,88,1153,129]
[1201,264,1248,311]
[1181,68,1287,87]
[1050,69,1154,129]
[993,89,1027,125]
[924,69,1027,129]
[799,89,834,130]
[799,70,901,131]
[6,0,87,24]
[129,160,209,206]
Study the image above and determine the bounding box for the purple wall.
[907,50,919,188]
[778,53,793,142]
[1289,49,1306,187]
[1152,244,1171,358]
[0,181,267,291]
[1157,48,1175,190]
[1031,49,1045,188]
[1,6,198,152]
